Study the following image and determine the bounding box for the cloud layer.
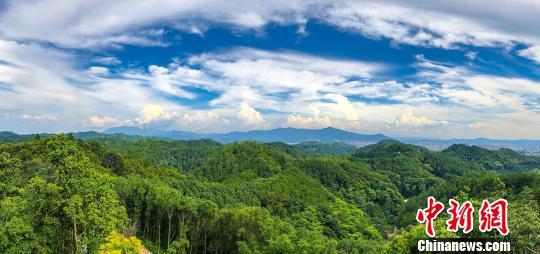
[4,0,540,54]
[1,1,540,138]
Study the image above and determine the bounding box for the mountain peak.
[322,126,337,130]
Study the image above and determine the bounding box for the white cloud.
[468,122,487,129]
[237,103,264,125]
[415,57,540,111]
[0,39,83,108]
[2,0,540,64]
[336,80,437,104]
[209,85,271,108]
[286,114,332,128]
[186,47,383,111]
[137,104,164,124]
[92,56,121,65]
[389,108,447,128]
[319,1,540,64]
[0,0,313,48]
[1,37,538,138]
[146,65,195,98]
[20,114,59,121]
[323,1,513,49]
[122,64,214,99]
[175,111,230,132]
[192,47,381,80]
[89,116,123,127]
[465,51,478,60]
[322,94,359,121]
[0,38,187,132]
[89,48,386,128]
[87,66,110,76]
[517,45,540,64]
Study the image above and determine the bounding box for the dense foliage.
[0,135,538,253]
[443,144,540,171]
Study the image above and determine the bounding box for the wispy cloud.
[89,116,123,128]
[20,114,59,121]
[517,45,540,64]
[0,0,312,48]
[415,56,540,111]
[2,40,539,138]
[3,0,540,57]
[92,56,121,65]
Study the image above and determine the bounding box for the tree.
[98,231,144,254]
[0,136,128,253]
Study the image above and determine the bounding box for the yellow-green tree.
[99,231,144,254]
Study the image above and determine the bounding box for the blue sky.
[1,0,540,139]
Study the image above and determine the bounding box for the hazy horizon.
[5,125,540,141]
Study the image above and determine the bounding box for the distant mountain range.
[103,126,390,145]
[3,126,540,155]
[101,126,540,155]
[401,137,540,155]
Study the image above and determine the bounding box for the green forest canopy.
[0,135,539,253]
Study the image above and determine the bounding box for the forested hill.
[0,135,539,253]
[442,144,540,171]
[0,131,144,142]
